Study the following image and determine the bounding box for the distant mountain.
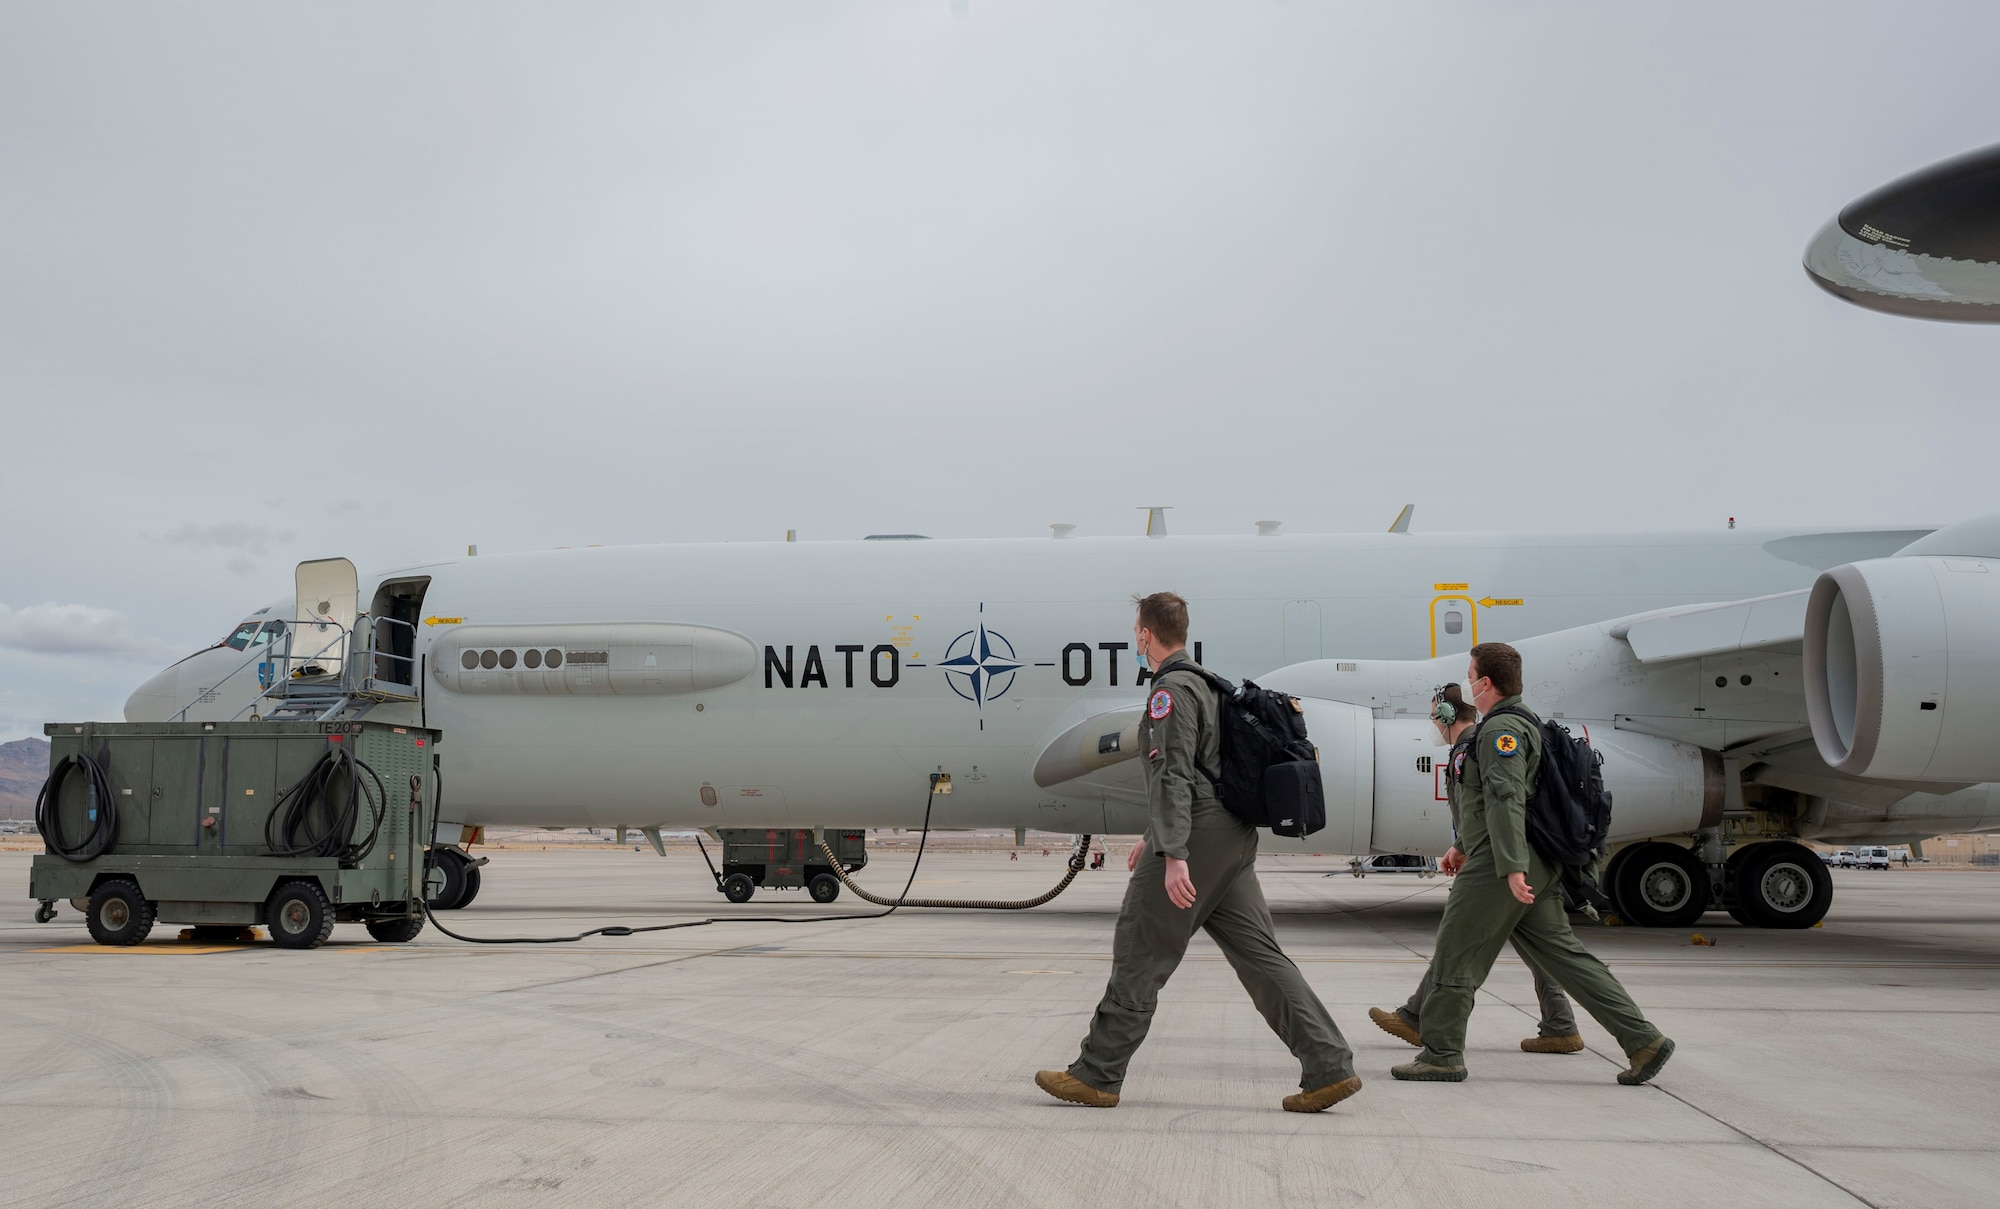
[0,738,50,819]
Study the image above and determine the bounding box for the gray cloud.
[0,603,181,662]
[152,522,295,575]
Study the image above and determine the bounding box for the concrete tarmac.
[3,849,1997,1209]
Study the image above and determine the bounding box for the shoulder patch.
[1148,689,1174,720]
[1492,732,1519,757]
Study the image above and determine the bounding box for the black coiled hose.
[35,753,117,863]
[264,745,388,862]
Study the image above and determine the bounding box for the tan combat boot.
[1520,1034,1586,1054]
[1617,1036,1675,1085]
[1283,1075,1363,1113]
[1035,1069,1119,1107]
[1367,1007,1421,1048]
[1390,1060,1468,1082]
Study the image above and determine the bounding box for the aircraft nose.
[124,664,180,721]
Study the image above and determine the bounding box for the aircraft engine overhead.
[1803,141,2000,321]
[120,515,2000,932]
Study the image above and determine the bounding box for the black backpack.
[1178,668,1327,838]
[1478,705,1613,869]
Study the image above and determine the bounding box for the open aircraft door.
[293,558,359,675]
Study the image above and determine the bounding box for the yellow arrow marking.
[1433,582,1469,591]
[1478,597,1523,608]
[423,616,465,626]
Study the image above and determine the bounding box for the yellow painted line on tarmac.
[25,943,391,955]
[29,944,253,955]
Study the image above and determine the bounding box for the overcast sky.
[1,1,1996,740]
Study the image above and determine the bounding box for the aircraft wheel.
[425,849,469,910]
[1732,842,1833,929]
[456,866,483,909]
[87,879,155,947]
[723,874,756,904]
[1612,842,1710,928]
[808,873,841,904]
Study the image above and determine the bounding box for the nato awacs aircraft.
[124,509,2000,931]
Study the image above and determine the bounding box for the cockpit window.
[222,620,287,651]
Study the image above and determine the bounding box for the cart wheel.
[808,873,841,904]
[267,880,335,950]
[34,901,57,924]
[86,879,155,946]
[365,911,425,943]
[722,874,755,904]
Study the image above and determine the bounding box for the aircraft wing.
[1611,590,1806,664]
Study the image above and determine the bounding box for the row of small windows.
[459,648,613,671]
[462,648,564,671]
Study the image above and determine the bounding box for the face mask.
[1430,722,1450,747]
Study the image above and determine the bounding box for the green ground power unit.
[31,720,439,949]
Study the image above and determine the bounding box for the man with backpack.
[1036,592,1361,1112]
[1369,682,1584,1055]
[1391,642,1675,1086]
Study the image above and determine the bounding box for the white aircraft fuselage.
[127,525,1938,843]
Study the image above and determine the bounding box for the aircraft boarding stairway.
[167,557,425,724]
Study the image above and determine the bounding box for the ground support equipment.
[30,720,439,949]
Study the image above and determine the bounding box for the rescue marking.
[423,616,465,626]
[1477,597,1523,608]
[1433,582,1469,591]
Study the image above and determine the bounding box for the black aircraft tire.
[1734,842,1834,929]
[1601,846,1638,919]
[456,866,482,910]
[1613,842,1711,928]
[267,880,335,950]
[808,873,840,904]
[723,873,756,904]
[87,879,155,947]
[425,850,469,910]
[365,912,425,943]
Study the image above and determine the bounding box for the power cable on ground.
[420,774,1092,945]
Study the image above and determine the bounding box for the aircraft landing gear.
[1727,841,1833,929]
[1608,842,1710,928]
[425,847,485,911]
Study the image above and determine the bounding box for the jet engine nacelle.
[1804,554,2000,781]
[1287,698,1719,856]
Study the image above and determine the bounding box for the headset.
[1430,684,1460,726]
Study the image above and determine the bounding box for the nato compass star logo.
[940,621,1021,707]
